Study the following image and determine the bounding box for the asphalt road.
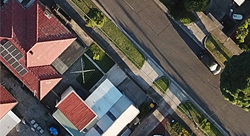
[96,0,250,135]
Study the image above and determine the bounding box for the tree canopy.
[85,8,106,28]
[220,51,250,112]
[183,0,210,12]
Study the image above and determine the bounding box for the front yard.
[205,34,233,65]
[85,43,115,73]
[72,0,145,69]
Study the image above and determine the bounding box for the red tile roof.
[57,92,96,131]
[0,86,17,119]
[0,0,76,100]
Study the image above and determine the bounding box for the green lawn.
[205,34,233,64]
[72,0,145,69]
[86,43,115,73]
[101,20,145,68]
[76,56,103,90]
[178,102,223,136]
[72,0,96,13]
[154,77,170,94]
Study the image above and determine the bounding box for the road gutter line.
[91,1,229,136]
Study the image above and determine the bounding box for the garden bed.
[205,34,233,65]
[85,43,115,73]
[178,102,223,136]
[168,120,192,136]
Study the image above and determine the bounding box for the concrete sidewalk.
[54,0,212,135]
[68,0,206,135]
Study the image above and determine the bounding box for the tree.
[85,8,106,28]
[220,51,250,112]
[183,0,210,12]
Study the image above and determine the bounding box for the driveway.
[0,64,69,136]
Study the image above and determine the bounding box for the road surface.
[97,0,250,135]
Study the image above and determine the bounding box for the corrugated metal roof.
[85,79,123,119]
[57,92,96,131]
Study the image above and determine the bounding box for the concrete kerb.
[70,1,229,135]
[93,1,229,136]
[153,0,206,50]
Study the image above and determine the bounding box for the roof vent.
[44,8,52,19]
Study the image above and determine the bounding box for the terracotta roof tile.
[0,86,16,104]
[0,0,12,38]
[57,92,96,131]
[37,4,75,42]
[0,0,75,100]
[0,86,17,119]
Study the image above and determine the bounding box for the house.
[53,79,139,136]
[0,85,21,136]
[0,0,76,100]
[234,0,245,6]
[53,86,97,136]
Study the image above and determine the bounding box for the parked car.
[198,51,222,75]
[232,14,243,20]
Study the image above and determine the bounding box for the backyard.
[85,43,115,73]
[72,0,145,68]
[178,102,223,136]
[205,34,233,65]
[76,55,103,90]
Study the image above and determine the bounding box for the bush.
[180,17,192,25]
[183,0,210,12]
[85,8,106,28]
[171,121,191,136]
[235,28,249,41]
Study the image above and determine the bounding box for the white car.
[232,14,243,20]
[199,51,222,75]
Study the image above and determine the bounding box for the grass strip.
[72,0,145,68]
[154,77,170,94]
[178,102,223,136]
